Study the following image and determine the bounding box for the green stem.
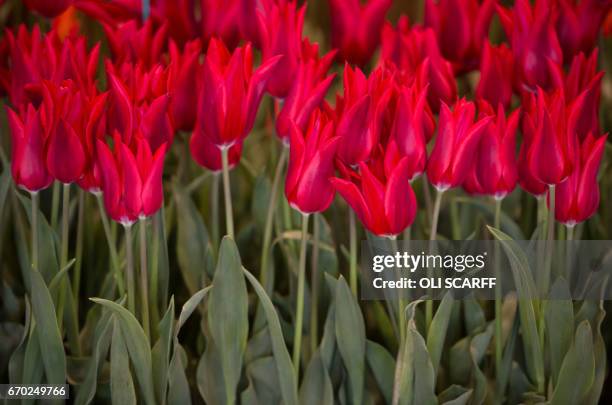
[493,198,503,399]
[139,218,150,339]
[292,214,309,377]
[310,214,320,355]
[221,147,235,239]
[150,211,161,329]
[349,209,358,296]
[211,173,220,254]
[260,146,288,292]
[51,181,60,230]
[543,186,556,294]
[57,183,70,330]
[30,192,39,271]
[73,190,85,299]
[125,224,136,314]
[96,194,124,295]
[426,189,443,329]
[391,237,406,346]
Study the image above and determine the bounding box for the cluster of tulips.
[1,0,611,402]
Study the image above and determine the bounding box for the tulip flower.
[6,105,53,192]
[197,38,281,148]
[497,0,563,91]
[475,41,514,109]
[380,17,457,111]
[190,126,243,173]
[328,0,392,66]
[424,0,496,72]
[285,111,339,214]
[556,0,612,61]
[391,82,434,180]
[427,99,492,190]
[77,92,109,193]
[258,0,306,98]
[167,39,202,132]
[275,44,336,142]
[331,151,417,237]
[554,133,607,226]
[97,134,167,225]
[463,102,520,198]
[24,0,72,18]
[335,64,393,166]
[103,19,168,68]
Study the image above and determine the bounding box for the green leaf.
[208,237,249,404]
[9,300,31,385]
[152,297,175,404]
[550,321,595,405]
[438,385,472,405]
[90,298,156,405]
[177,286,212,335]
[427,291,453,376]
[334,276,365,405]
[243,267,298,405]
[365,340,394,404]
[299,352,333,405]
[245,356,282,404]
[111,318,137,405]
[197,337,226,405]
[0,167,10,219]
[545,277,574,386]
[21,324,43,405]
[30,269,66,385]
[168,344,192,405]
[584,304,606,404]
[455,197,525,239]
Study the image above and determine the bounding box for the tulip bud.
[167,39,202,132]
[556,0,611,61]
[476,41,514,109]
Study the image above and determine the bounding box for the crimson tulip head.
[555,132,607,226]
[475,41,514,109]
[331,150,417,237]
[97,134,167,226]
[335,64,394,166]
[258,0,306,98]
[427,99,492,190]
[201,0,242,49]
[463,102,520,198]
[328,0,392,66]
[275,44,336,142]
[497,0,563,91]
[24,0,72,18]
[103,19,168,68]
[424,0,496,72]
[167,39,202,132]
[190,126,243,173]
[556,0,611,61]
[6,105,53,192]
[285,110,339,214]
[197,38,280,148]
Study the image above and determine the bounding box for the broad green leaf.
[9,300,31,385]
[111,318,137,405]
[335,276,365,405]
[545,277,574,386]
[152,297,175,404]
[411,323,437,405]
[21,324,43,405]
[90,298,156,405]
[365,340,394,404]
[463,297,485,335]
[245,356,282,404]
[168,344,192,405]
[177,286,212,334]
[197,337,226,405]
[584,304,606,404]
[244,267,298,405]
[438,385,472,405]
[299,352,333,405]
[550,321,595,405]
[30,269,66,385]
[208,237,249,404]
[427,291,453,376]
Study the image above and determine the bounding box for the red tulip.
[190,126,243,173]
[275,42,336,142]
[24,0,73,18]
[497,0,563,91]
[463,102,520,198]
[427,99,492,190]
[285,110,339,214]
[424,0,496,72]
[201,0,242,49]
[556,0,612,61]
[328,0,392,66]
[77,92,109,193]
[554,132,607,226]
[103,19,168,67]
[97,134,167,225]
[523,88,576,186]
[331,151,417,237]
[6,105,53,192]
[258,0,306,98]
[335,64,393,166]
[167,39,202,132]
[380,17,457,111]
[475,41,514,109]
[197,38,280,148]
[391,82,434,180]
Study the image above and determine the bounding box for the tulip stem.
[493,198,503,399]
[150,211,162,329]
[292,213,309,378]
[139,218,150,339]
[73,189,85,301]
[125,224,136,315]
[57,183,70,330]
[543,185,555,293]
[30,191,39,271]
[349,209,358,296]
[260,145,288,292]
[310,214,321,355]
[96,194,124,295]
[51,181,60,230]
[211,173,220,254]
[221,147,235,239]
[426,189,443,329]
